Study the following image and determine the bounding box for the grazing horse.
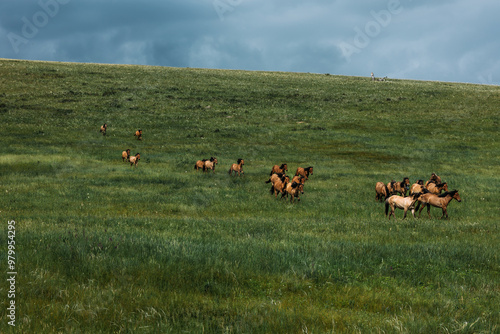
[204,157,218,173]
[387,177,410,197]
[385,192,422,220]
[229,159,244,176]
[425,173,442,187]
[295,166,313,180]
[266,173,288,198]
[375,181,390,201]
[129,153,140,167]
[418,190,461,219]
[122,149,131,162]
[282,181,304,203]
[134,129,142,140]
[270,164,288,176]
[426,182,448,195]
[100,123,107,136]
[194,159,207,171]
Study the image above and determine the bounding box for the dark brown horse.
[418,190,461,219]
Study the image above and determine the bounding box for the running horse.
[385,192,422,220]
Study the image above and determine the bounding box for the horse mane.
[237,158,243,164]
[417,179,424,185]
[439,190,457,197]
[280,163,286,169]
[436,182,447,187]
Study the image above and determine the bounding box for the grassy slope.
[0,59,499,333]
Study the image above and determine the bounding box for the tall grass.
[0,59,499,333]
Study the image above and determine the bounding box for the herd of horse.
[376,173,462,219]
[105,125,461,216]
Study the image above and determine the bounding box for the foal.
[229,159,244,176]
[418,190,461,219]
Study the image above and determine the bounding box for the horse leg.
[426,204,431,218]
[441,207,448,219]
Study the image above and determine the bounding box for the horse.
[295,166,313,180]
[387,177,410,197]
[122,149,131,162]
[229,159,244,176]
[425,182,448,195]
[204,157,218,172]
[270,164,288,176]
[385,192,422,220]
[134,129,142,140]
[418,190,461,219]
[409,180,424,196]
[425,173,441,187]
[282,181,304,203]
[194,159,207,171]
[100,123,107,136]
[375,181,390,201]
[129,153,140,167]
[266,173,288,198]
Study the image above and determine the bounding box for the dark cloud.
[1,0,499,84]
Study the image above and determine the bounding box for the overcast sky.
[1,0,499,85]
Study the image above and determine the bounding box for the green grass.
[0,59,499,333]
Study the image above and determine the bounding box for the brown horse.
[409,180,424,196]
[282,181,304,203]
[100,123,107,136]
[425,182,448,195]
[266,173,288,198]
[270,163,288,176]
[385,192,422,220]
[418,190,461,219]
[295,166,313,180]
[387,177,410,197]
[375,181,390,201]
[425,173,442,187]
[204,157,218,172]
[129,153,140,167]
[134,129,142,140]
[122,149,131,162]
[229,159,244,176]
[194,159,207,171]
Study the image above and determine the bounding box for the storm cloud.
[1,0,499,84]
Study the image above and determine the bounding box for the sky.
[1,0,499,85]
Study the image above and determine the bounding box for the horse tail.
[385,199,390,216]
[384,184,391,199]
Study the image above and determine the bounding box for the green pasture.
[0,59,499,333]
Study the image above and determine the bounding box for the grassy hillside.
[0,59,499,333]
